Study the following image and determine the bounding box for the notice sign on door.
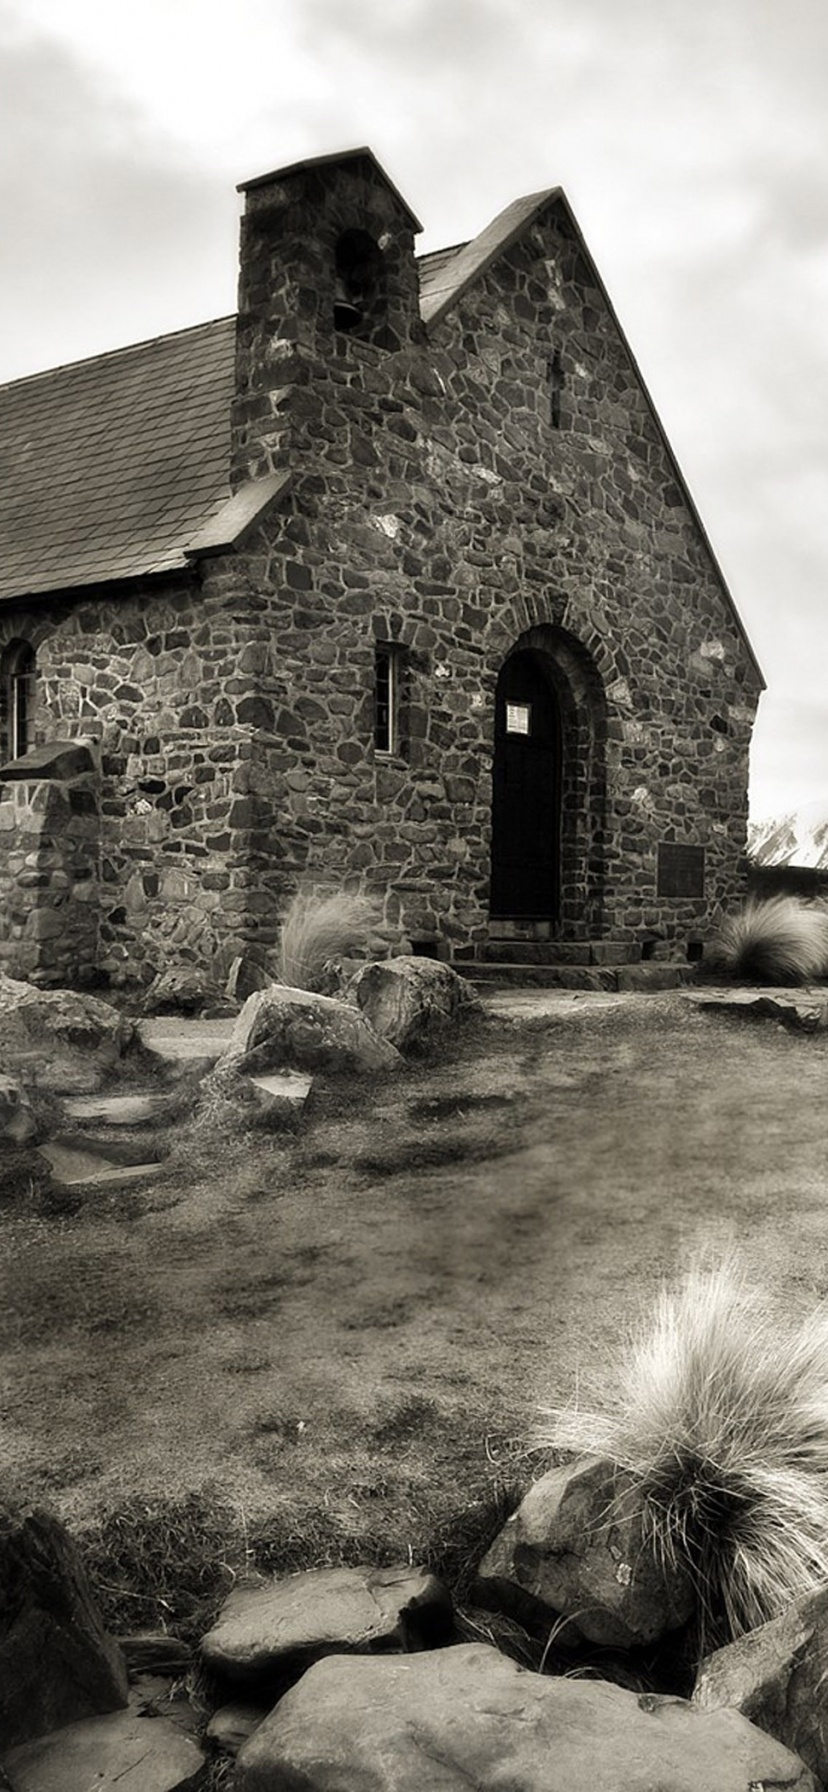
[506,703,531,735]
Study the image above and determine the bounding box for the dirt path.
[3,992,828,1547]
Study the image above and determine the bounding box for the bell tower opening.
[334,228,388,343]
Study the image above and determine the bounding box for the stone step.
[479,940,642,966]
[469,962,698,993]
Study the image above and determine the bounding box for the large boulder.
[476,1455,695,1649]
[347,957,480,1051]
[0,1506,128,1749]
[233,1642,816,1791]
[201,1565,452,1688]
[693,1583,828,1785]
[225,985,402,1076]
[141,965,233,1018]
[0,975,135,1093]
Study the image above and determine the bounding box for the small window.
[549,350,564,429]
[374,645,402,754]
[1,640,36,761]
[506,702,531,736]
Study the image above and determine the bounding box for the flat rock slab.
[201,1564,452,1685]
[60,1093,179,1127]
[233,1642,816,1791]
[480,988,662,1020]
[682,986,828,1029]
[137,1018,235,1072]
[248,1070,313,1113]
[2,1708,206,1792]
[36,1140,162,1188]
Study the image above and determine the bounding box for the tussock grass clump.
[276,887,383,992]
[709,893,828,984]
[540,1261,828,1650]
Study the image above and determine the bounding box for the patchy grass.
[76,1465,531,1654]
[6,994,828,1683]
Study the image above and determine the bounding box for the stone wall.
[0,772,99,985]
[0,581,296,986]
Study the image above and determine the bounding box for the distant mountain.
[748,799,828,868]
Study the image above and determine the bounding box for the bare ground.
[2,990,828,1602]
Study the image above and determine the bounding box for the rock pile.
[3,1486,828,1790]
[0,955,478,1195]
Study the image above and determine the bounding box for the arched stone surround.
[496,623,608,937]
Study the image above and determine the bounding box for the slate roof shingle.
[0,316,235,602]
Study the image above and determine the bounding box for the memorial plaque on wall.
[657,842,705,898]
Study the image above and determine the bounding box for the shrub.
[709,893,828,984]
[539,1260,828,1650]
[275,887,383,992]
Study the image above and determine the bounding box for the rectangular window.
[549,350,564,429]
[374,645,401,754]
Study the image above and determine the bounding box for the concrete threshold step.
[479,941,642,967]
[469,962,698,993]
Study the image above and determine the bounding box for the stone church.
[0,148,762,988]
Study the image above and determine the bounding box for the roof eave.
[184,471,292,561]
[0,560,201,608]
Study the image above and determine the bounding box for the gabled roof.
[0,317,236,602]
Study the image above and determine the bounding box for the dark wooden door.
[490,651,562,920]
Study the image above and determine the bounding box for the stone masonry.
[0,149,763,986]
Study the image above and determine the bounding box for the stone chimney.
[231,148,424,489]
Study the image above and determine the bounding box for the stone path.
[481,982,828,1027]
[30,980,828,1193]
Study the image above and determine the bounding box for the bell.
[334,275,363,331]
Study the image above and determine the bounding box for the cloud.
[0,19,237,375]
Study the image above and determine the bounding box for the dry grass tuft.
[540,1260,828,1651]
[276,887,383,992]
[709,894,828,984]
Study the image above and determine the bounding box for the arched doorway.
[490,648,562,921]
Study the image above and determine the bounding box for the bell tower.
[231,147,424,489]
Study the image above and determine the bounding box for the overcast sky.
[2,0,827,819]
